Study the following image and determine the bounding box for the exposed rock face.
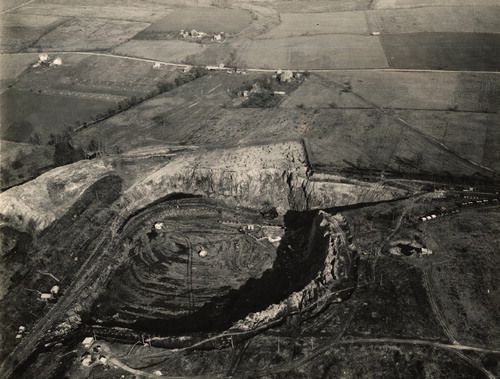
[119,142,407,222]
[231,210,358,331]
[0,161,115,232]
[0,142,406,234]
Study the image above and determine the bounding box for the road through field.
[2,51,500,75]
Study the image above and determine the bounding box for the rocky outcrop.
[231,210,358,331]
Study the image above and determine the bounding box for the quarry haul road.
[0,225,117,379]
[2,51,500,75]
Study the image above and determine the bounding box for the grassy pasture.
[382,33,500,71]
[239,34,389,70]
[0,89,116,143]
[112,40,209,63]
[12,4,172,22]
[283,71,500,112]
[0,26,50,53]
[139,7,253,35]
[259,11,368,39]
[366,6,500,34]
[33,18,150,51]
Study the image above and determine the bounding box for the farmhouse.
[38,53,49,62]
[153,62,162,69]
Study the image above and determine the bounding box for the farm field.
[137,7,253,39]
[12,4,172,22]
[366,6,500,34]
[75,72,263,151]
[270,0,373,13]
[397,110,500,172]
[0,13,68,53]
[301,108,496,180]
[238,34,389,70]
[0,89,116,142]
[281,71,500,113]
[258,11,369,39]
[31,18,150,51]
[112,40,208,63]
[381,33,500,71]
[372,0,499,9]
[0,0,25,12]
[12,54,179,96]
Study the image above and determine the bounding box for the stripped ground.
[93,198,281,334]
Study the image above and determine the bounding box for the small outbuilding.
[198,250,208,257]
[51,57,62,66]
[153,62,161,69]
[50,285,60,295]
[82,337,94,348]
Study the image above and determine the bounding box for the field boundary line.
[0,0,36,15]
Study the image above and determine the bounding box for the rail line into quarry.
[2,51,500,75]
[250,335,500,377]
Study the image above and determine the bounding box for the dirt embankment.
[232,210,358,331]
[0,160,115,232]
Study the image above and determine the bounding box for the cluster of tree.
[49,132,85,167]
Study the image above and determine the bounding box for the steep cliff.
[231,210,358,331]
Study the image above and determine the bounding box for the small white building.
[153,371,163,376]
[38,53,49,62]
[153,62,162,69]
[371,31,381,36]
[81,354,92,367]
[18,326,26,333]
[273,91,286,95]
[198,249,208,257]
[41,293,53,300]
[154,222,164,230]
[50,285,60,295]
[82,337,94,348]
[214,34,222,41]
[51,57,62,66]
